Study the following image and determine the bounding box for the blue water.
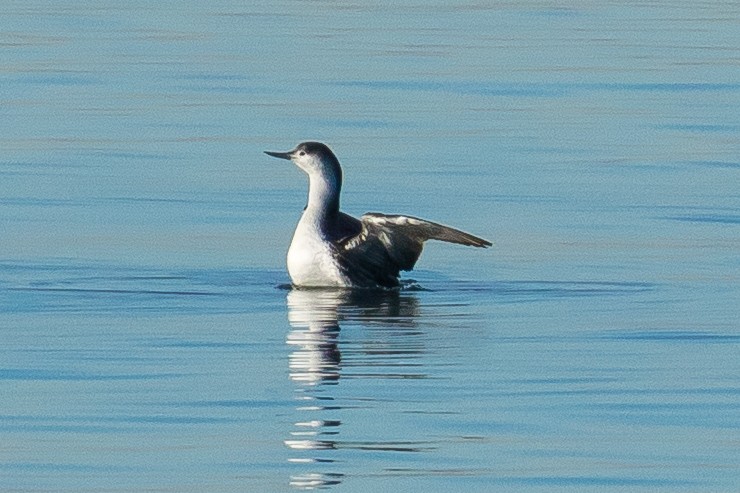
[2,1,739,491]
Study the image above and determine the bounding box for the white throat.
[286,169,347,287]
[304,171,339,217]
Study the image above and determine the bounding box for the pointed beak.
[264,150,293,160]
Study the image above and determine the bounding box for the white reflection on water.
[286,290,343,386]
[285,288,422,489]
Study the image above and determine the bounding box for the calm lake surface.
[2,1,739,491]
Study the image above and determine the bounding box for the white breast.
[287,215,348,287]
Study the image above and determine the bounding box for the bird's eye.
[299,151,306,156]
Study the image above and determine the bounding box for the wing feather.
[335,213,491,288]
[363,213,492,248]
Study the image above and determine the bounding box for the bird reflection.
[286,290,342,386]
[284,287,420,489]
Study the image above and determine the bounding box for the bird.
[265,142,491,289]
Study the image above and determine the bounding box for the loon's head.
[265,141,342,179]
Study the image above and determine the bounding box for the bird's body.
[265,142,491,289]
[286,209,353,287]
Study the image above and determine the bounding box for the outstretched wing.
[335,213,491,288]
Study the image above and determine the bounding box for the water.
[1,1,739,491]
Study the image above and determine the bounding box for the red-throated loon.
[265,142,491,289]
